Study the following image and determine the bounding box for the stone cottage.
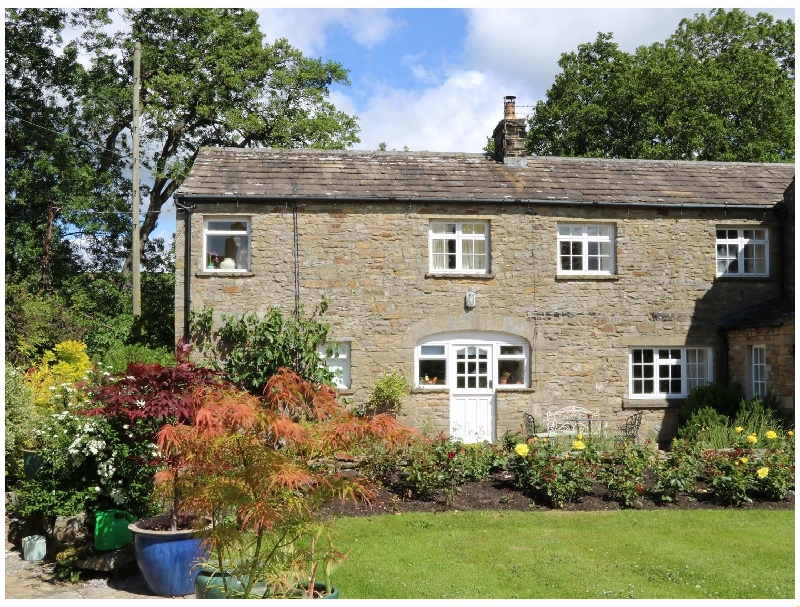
[174,97,795,445]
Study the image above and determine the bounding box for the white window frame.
[415,332,529,389]
[629,347,713,399]
[557,223,615,275]
[715,227,769,277]
[429,220,489,274]
[203,217,251,272]
[319,342,351,389]
[748,345,767,399]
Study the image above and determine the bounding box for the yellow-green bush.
[26,340,93,412]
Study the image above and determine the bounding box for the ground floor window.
[747,345,766,399]
[629,347,712,398]
[319,342,350,389]
[415,332,529,389]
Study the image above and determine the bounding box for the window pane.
[499,345,523,356]
[421,345,445,356]
[207,220,248,232]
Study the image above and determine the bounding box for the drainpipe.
[181,201,194,343]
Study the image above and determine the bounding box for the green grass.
[330,509,793,599]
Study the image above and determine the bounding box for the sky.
[121,4,795,244]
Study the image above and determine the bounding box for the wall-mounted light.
[465,292,476,308]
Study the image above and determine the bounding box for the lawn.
[330,509,794,599]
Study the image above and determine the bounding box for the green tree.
[90,8,360,273]
[527,9,794,161]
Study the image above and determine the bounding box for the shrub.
[677,406,730,445]
[25,340,93,412]
[700,448,754,506]
[357,370,410,417]
[5,364,39,478]
[753,447,794,501]
[98,343,176,373]
[733,396,788,436]
[680,383,742,424]
[508,437,599,508]
[652,439,698,503]
[601,441,655,508]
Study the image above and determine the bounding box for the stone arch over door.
[401,313,535,349]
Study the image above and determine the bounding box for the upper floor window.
[629,347,712,399]
[319,342,350,389]
[557,224,614,275]
[204,218,250,271]
[429,221,489,273]
[716,227,768,277]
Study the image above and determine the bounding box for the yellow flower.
[576,434,583,440]
[542,437,548,443]
[514,443,530,457]
[747,433,758,444]
[572,439,586,450]
[789,430,794,438]
[563,453,569,459]
[765,430,777,440]
[757,467,769,479]
[734,426,743,433]
[740,457,748,465]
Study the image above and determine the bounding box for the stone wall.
[175,200,782,444]
[726,323,795,413]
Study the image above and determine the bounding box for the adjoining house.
[174,97,795,445]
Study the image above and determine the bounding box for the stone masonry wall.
[175,201,782,445]
[727,323,795,413]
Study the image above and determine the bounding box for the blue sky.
[128,5,795,244]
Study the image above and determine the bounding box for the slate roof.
[176,147,794,208]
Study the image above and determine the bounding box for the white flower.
[94,486,101,493]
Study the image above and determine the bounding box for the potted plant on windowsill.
[163,368,412,599]
[499,371,512,385]
[423,375,438,385]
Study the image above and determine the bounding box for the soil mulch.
[320,471,794,517]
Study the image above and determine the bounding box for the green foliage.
[680,382,743,424]
[12,411,160,520]
[526,9,794,162]
[601,441,655,508]
[508,438,599,508]
[25,340,93,412]
[754,447,794,501]
[652,439,698,503]
[193,300,335,394]
[358,370,410,417]
[700,449,754,506]
[97,343,175,373]
[677,405,730,445]
[5,364,39,477]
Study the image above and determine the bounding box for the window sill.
[411,386,450,393]
[425,272,495,280]
[556,274,619,281]
[623,398,685,409]
[195,271,254,278]
[714,275,775,282]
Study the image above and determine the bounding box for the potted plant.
[499,371,511,385]
[159,368,411,599]
[83,355,222,596]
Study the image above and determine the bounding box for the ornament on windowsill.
[219,257,236,270]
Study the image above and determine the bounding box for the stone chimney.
[492,95,527,167]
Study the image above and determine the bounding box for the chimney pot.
[504,95,516,119]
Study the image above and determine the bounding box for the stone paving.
[4,544,194,600]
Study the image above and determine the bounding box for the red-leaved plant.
[155,367,413,598]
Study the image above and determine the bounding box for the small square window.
[715,227,769,277]
[557,223,614,276]
[204,218,250,271]
[429,220,489,273]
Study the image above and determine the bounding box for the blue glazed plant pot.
[129,515,209,597]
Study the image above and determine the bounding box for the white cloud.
[349,70,517,153]
[257,8,400,55]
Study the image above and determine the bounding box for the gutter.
[175,193,775,212]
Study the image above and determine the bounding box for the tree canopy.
[526,9,794,162]
[5,8,360,362]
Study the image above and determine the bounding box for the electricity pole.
[132,41,141,316]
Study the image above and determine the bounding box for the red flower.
[447,451,456,460]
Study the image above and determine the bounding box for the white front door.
[450,345,494,443]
